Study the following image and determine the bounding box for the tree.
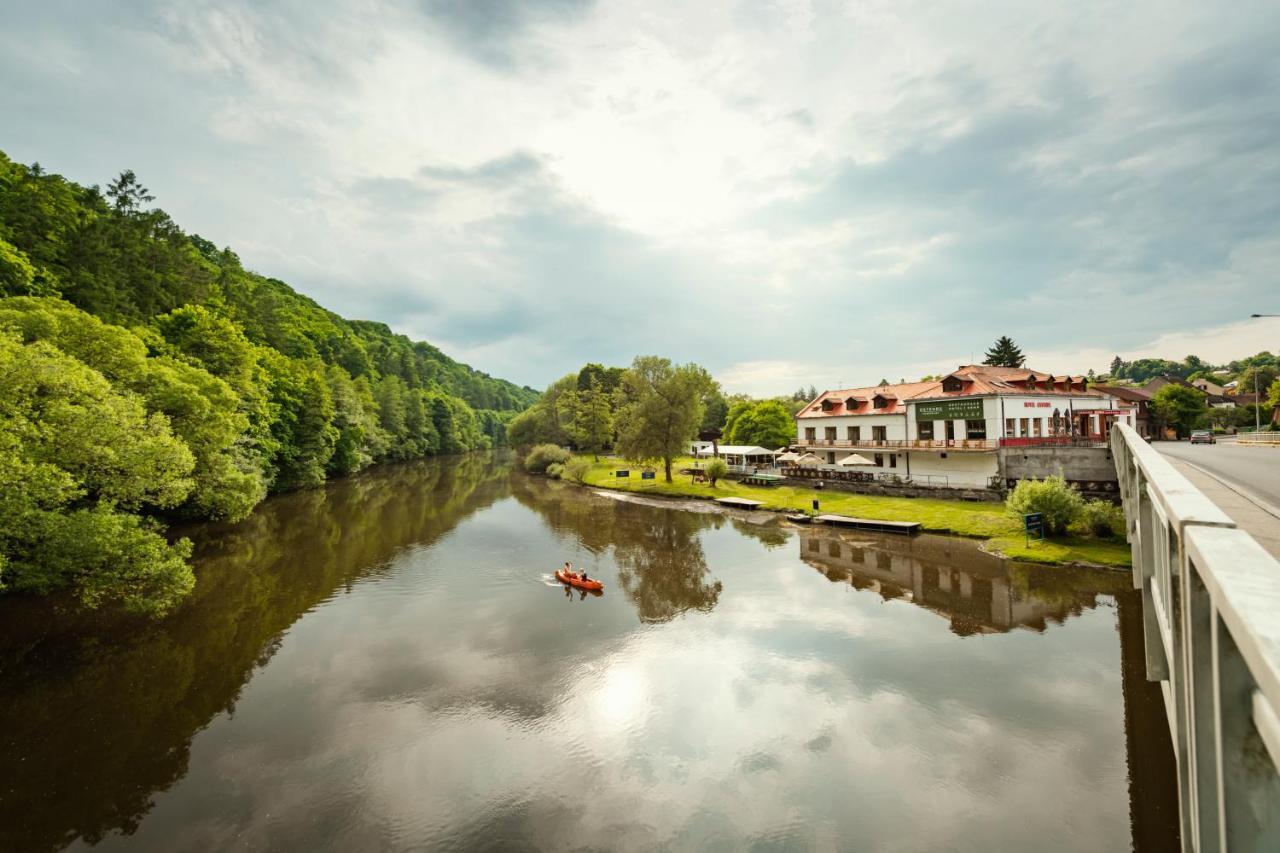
[615,356,714,482]
[1151,384,1207,438]
[1109,356,1124,378]
[559,375,615,459]
[700,386,728,433]
[723,399,795,449]
[983,336,1026,368]
[705,457,728,487]
[1237,365,1278,399]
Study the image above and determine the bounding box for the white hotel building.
[794,365,1134,489]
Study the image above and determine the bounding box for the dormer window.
[941,375,964,393]
[873,395,888,409]
[820,399,835,411]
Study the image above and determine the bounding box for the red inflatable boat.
[556,569,604,591]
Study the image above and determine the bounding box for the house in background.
[1091,384,1153,438]
[794,365,1130,489]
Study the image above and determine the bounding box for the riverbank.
[573,456,1131,568]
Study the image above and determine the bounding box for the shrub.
[524,443,570,473]
[1079,499,1124,538]
[1006,474,1084,535]
[545,462,565,480]
[563,457,592,483]
[705,457,729,487]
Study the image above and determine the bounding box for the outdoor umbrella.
[776,451,801,463]
[836,453,875,466]
[794,453,824,466]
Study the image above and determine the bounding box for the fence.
[1111,422,1280,851]
[1235,430,1280,446]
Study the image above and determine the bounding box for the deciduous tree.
[615,356,714,482]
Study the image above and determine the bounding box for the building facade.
[794,365,1132,488]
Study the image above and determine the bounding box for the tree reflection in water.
[0,454,511,853]
[510,477,723,622]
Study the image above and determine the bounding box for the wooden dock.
[814,514,921,535]
[716,497,764,509]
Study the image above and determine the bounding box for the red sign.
[1023,402,1051,408]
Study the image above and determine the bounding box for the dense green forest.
[0,151,537,613]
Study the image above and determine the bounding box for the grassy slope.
[577,456,1132,568]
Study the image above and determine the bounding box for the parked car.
[1189,430,1216,445]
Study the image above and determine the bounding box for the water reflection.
[797,526,1126,636]
[510,479,723,622]
[0,463,1180,853]
[0,454,511,853]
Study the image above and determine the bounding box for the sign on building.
[914,398,985,420]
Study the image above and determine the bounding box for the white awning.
[837,453,875,466]
[715,445,779,456]
[776,452,802,463]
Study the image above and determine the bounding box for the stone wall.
[998,446,1119,498]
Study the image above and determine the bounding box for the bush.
[1006,474,1084,536]
[563,457,592,483]
[1078,499,1125,538]
[705,457,729,487]
[545,462,565,480]
[524,443,570,473]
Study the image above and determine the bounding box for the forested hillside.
[0,151,537,613]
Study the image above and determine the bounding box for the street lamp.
[1247,314,1279,433]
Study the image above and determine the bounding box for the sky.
[2,0,1278,394]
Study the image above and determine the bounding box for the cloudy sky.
[3,1,1278,393]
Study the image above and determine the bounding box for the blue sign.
[616,470,630,478]
[1024,512,1045,543]
[641,471,656,480]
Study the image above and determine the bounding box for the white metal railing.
[1236,430,1280,446]
[1111,422,1280,851]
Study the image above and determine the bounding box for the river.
[0,453,1178,852]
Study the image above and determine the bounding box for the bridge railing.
[1111,422,1280,851]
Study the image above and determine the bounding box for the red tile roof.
[798,365,1105,418]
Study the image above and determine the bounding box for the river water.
[0,454,1178,852]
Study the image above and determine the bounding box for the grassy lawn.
[575,455,1132,568]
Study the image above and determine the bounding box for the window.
[828,541,841,557]
[873,395,888,409]
[1019,418,1029,436]
[942,375,964,393]
[917,421,934,440]
[827,452,836,463]
[872,426,887,443]
[805,427,816,441]
[874,453,884,467]
[825,427,837,441]
[1005,418,1016,437]
[1033,419,1043,437]
[808,538,820,552]
[889,454,897,468]
[846,426,857,440]
[965,419,986,439]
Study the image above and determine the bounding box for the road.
[1155,440,1280,510]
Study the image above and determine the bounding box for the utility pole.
[1248,314,1278,433]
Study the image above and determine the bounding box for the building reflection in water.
[798,525,1181,850]
[798,526,1103,636]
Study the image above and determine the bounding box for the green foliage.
[723,399,794,449]
[700,387,728,433]
[1268,378,1280,410]
[1151,384,1207,438]
[558,374,615,457]
[524,443,571,473]
[545,462,565,480]
[563,456,592,483]
[0,151,537,613]
[614,356,715,482]
[982,335,1026,368]
[1006,474,1084,536]
[1077,499,1124,539]
[0,331,196,613]
[705,457,729,487]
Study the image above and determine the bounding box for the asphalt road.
[1155,440,1280,509]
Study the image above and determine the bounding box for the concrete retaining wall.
[999,446,1117,482]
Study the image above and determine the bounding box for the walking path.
[1161,455,1280,560]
